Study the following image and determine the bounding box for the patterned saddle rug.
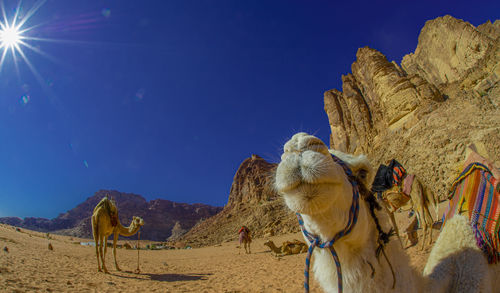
[443,162,500,264]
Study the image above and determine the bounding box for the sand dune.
[0,221,433,292]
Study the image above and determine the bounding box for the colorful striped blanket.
[443,162,500,264]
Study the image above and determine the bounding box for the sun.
[0,0,50,78]
[0,23,22,49]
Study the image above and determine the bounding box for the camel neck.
[117,221,139,236]
[301,193,373,251]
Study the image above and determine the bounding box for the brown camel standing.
[382,176,437,250]
[238,226,251,254]
[91,196,144,273]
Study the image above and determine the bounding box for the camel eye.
[357,169,367,180]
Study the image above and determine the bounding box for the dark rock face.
[0,189,222,241]
[324,16,500,201]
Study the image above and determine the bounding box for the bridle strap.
[297,154,360,293]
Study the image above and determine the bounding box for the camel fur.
[91,196,144,273]
[274,132,498,293]
[264,239,308,256]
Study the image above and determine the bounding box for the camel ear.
[331,150,374,188]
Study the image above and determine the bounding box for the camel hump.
[94,197,119,227]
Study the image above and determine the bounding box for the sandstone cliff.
[0,189,222,241]
[177,155,298,247]
[324,15,500,201]
[226,154,278,206]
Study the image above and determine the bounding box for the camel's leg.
[421,226,427,250]
[389,211,403,248]
[104,237,108,258]
[419,202,436,249]
[113,233,121,271]
[412,181,429,250]
[404,215,419,248]
[92,220,102,272]
[422,203,434,245]
[247,241,251,254]
[94,235,102,272]
[99,235,109,273]
[381,201,403,248]
[428,223,433,245]
[416,211,427,251]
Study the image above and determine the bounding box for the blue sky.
[0,0,498,218]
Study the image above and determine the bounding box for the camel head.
[275,132,373,216]
[132,216,145,229]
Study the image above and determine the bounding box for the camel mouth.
[279,182,339,214]
[275,152,340,194]
[280,182,324,198]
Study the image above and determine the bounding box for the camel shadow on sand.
[147,273,212,282]
[113,271,212,282]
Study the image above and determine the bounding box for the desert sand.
[0,216,436,293]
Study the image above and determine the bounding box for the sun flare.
[0,23,22,49]
[0,0,51,80]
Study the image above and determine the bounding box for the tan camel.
[264,239,307,256]
[91,196,144,273]
[381,176,437,249]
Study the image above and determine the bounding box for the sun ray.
[0,2,7,26]
[18,39,59,64]
[11,44,21,80]
[17,21,45,34]
[15,42,46,87]
[10,1,21,29]
[0,46,8,71]
[23,35,107,45]
[15,0,45,29]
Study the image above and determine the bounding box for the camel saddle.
[110,212,118,227]
[443,161,499,264]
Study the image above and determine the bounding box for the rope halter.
[296,154,360,293]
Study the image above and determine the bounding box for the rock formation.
[226,154,278,207]
[0,190,221,241]
[324,15,499,201]
[178,155,298,247]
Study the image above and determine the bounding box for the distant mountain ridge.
[0,189,222,241]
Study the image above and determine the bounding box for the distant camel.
[381,176,437,249]
[264,239,307,256]
[91,196,144,273]
[238,226,251,254]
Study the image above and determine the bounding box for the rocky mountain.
[0,190,222,241]
[324,15,499,201]
[177,155,299,247]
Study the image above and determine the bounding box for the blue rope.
[297,154,360,293]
